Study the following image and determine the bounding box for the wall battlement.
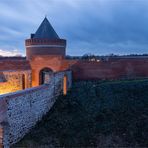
[25,38,66,46]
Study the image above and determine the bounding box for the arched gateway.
[39,68,53,85]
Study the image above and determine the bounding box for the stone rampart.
[0,70,72,147]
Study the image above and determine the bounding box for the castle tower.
[25,17,66,60]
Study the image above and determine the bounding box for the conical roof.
[33,17,60,39]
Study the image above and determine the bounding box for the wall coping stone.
[0,85,49,101]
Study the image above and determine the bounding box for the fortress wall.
[29,56,148,84]
[0,70,71,147]
[0,71,32,95]
[30,55,65,87]
[0,60,31,71]
[69,59,148,80]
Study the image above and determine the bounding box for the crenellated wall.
[0,70,32,95]
[0,70,72,147]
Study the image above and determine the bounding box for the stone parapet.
[0,70,72,147]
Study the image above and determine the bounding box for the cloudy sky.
[0,0,148,56]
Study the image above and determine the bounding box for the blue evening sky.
[0,0,148,56]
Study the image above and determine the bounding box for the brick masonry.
[0,60,31,71]
[26,39,66,60]
[28,55,148,86]
[68,58,148,80]
[0,70,71,147]
[29,55,69,86]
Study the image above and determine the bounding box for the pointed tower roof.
[33,17,60,39]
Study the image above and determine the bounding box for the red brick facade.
[28,54,148,86]
[69,59,148,80]
[25,39,66,60]
[29,55,65,86]
[0,60,31,71]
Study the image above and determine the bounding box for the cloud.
[0,0,148,56]
[0,49,22,57]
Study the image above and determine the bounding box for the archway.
[63,75,68,95]
[39,68,53,85]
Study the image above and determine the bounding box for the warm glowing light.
[63,76,68,95]
[0,82,21,95]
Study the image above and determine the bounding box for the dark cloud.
[0,0,148,56]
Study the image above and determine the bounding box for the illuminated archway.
[63,75,68,95]
[39,68,53,85]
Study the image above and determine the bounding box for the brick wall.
[0,70,72,147]
[30,55,65,86]
[28,55,148,84]
[0,70,32,95]
[68,58,148,80]
[0,60,31,71]
[25,39,66,60]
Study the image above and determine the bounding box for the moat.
[13,80,148,147]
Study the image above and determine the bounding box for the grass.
[13,79,148,147]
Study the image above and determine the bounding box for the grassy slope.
[13,80,148,147]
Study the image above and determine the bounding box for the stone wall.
[0,70,72,147]
[0,70,32,95]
